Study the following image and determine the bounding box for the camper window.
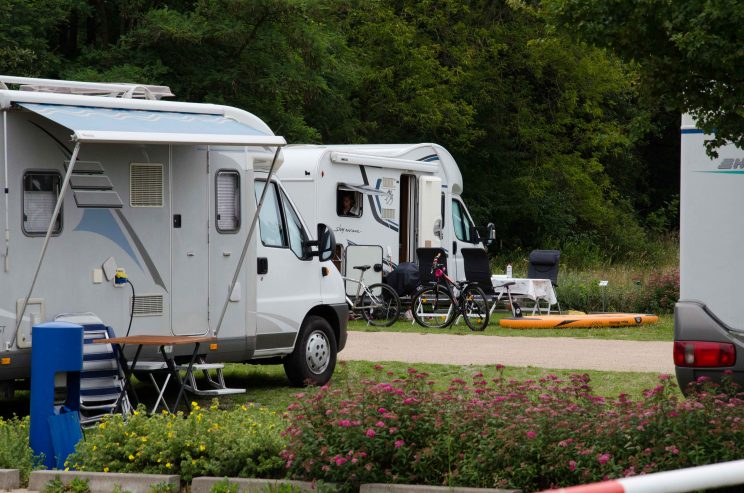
[337,187,362,217]
[281,190,309,259]
[254,181,287,247]
[23,171,62,236]
[216,170,240,233]
[452,197,473,243]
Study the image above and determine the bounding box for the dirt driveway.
[339,332,674,373]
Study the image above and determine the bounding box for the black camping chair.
[527,249,561,313]
[416,247,448,286]
[461,248,522,317]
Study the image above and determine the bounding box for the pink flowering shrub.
[282,367,744,491]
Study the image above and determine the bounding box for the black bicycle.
[411,253,490,331]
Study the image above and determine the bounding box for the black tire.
[283,315,337,387]
[359,283,401,327]
[411,285,456,328]
[462,285,490,331]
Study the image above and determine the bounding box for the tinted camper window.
[254,181,287,247]
[337,186,362,217]
[23,172,62,236]
[216,170,240,233]
[281,190,309,259]
[452,198,473,242]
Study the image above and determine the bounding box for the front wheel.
[359,283,401,327]
[461,285,490,331]
[412,285,455,328]
[283,316,337,387]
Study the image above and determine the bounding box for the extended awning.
[18,103,286,146]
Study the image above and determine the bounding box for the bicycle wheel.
[461,285,490,331]
[411,285,456,328]
[359,283,401,327]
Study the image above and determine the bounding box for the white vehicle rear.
[676,114,743,388]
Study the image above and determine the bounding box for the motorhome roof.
[282,143,464,194]
[0,87,286,147]
[0,75,174,99]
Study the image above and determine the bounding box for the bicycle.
[344,264,401,327]
[411,253,490,331]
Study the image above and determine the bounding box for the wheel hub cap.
[306,330,330,374]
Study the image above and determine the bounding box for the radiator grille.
[131,294,164,316]
[381,208,396,220]
[382,177,396,189]
[130,163,163,207]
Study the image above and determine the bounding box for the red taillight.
[674,341,736,367]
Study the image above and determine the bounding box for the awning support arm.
[9,142,81,349]
[213,146,282,336]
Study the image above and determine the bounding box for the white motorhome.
[0,76,348,396]
[277,144,492,288]
[676,114,744,388]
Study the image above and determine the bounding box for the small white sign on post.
[598,280,608,312]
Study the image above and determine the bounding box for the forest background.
[3,0,734,266]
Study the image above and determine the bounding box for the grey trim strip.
[256,332,296,350]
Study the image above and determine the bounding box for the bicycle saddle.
[498,281,516,288]
[353,265,371,272]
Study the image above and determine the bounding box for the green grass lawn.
[349,313,673,341]
[199,360,676,413]
[0,360,676,419]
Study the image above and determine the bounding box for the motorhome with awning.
[0,76,347,397]
[277,144,492,290]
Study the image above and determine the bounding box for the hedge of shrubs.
[283,367,744,491]
[68,402,286,481]
[0,415,37,483]
[7,368,744,492]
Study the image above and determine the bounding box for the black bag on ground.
[384,262,420,297]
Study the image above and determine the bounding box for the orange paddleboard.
[499,313,658,329]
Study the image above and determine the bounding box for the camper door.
[171,147,209,335]
[417,176,443,250]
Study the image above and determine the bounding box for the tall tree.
[544,0,744,154]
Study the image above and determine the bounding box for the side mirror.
[316,223,336,262]
[485,222,496,246]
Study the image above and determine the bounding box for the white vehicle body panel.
[278,144,484,281]
[0,81,347,383]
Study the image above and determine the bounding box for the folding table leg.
[173,343,201,413]
[114,344,142,414]
[149,372,171,414]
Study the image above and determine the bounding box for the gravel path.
[339,331,674,373]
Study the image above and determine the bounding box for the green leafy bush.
[69,402,286,482]
[283,366,744,492]
[0,415,39,483]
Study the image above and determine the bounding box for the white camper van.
[676,114,744,388]
[0,76,348,396]
[277,144,492,289]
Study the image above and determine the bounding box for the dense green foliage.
[545,0,744,156]
[0,0,681,256]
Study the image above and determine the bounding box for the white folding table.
[491,275,558,315]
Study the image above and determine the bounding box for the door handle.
[257,257,268,275]
[452,241,458,255]
[187,252,195,257]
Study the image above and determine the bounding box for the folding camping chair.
[55,314,133,425]
[527,249,561,314]
[461,248,522,317]
[416,247,448,286]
